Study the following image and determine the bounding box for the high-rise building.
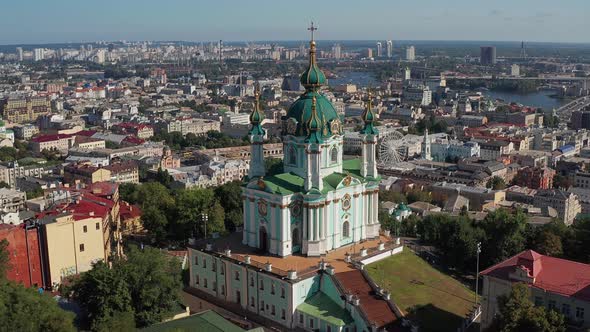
[33,48,44,61]
[406,46,416,61]
[511,64,520,77]
[404,67,411,80]
[332,43,342,59]
[94,49,106,64]
[386,40,393,58]
[376,42,382,57]
[365,48,373,58]
[16,47,23,61]
[480,46,497,65]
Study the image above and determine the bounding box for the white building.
[511,64,520,77]
[406,46,415,61]
[386,40,393,58]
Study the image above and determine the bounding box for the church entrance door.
[259,227,268,253]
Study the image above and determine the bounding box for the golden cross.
[308,22,317,41]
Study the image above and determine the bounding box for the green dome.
[300,41,326,88]
[287,90,338,137]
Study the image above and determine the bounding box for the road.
[556,95,590,122]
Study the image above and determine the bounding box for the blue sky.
[0,0,587,44]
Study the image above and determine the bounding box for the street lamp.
[202,213,209,240]
[475,242,481,304]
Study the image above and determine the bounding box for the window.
[196,275,200,285]
[281,309,286,320]
[195,256,199,266]
[212,281,217,291]
[83,225,87,233]
[309,318,314,329]
[562,303,570,316]
[204,278,208,288]
[95,222,100,230]
[260,280,264,290]
[212,261,216,272]
[281,287,286,299]
[534,296,543,306]
[250,277,254,287]
[289,146,296,165]
[203,258,207,269]
[331,147,338,164]
[235,271,240,281]
[221,285,225,295]
[271,305,276,316]
[221,264,225,275]
[79,244,85,252]
[548,300,556,311]
[342,220,350,238]
[251,297,255,307]
[271,283,275,295]
[260,300,265,311]
[576,307,585,320]
[327,326,332,332]
[299,313,303,324]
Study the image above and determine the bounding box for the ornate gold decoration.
[258,199,268,216]
[342,194,351,211]
[330,119,341,135]
[343,175,352,186]
[257,177,266,190]
[287,118,298,135]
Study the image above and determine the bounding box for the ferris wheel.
[378,131,407,166]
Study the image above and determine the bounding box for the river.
[328,71,568,111]
[484,90,567,110]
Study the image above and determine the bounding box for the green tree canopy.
[486,176,506,190]
[66,246,182,329]
[489,283,565,332]
[214,181,244,232]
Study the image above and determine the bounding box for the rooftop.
[191,232,394,280]
[481,250,590,302]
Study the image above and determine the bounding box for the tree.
[214,181,243,231]
[486,176,506,190]
[379,190,407,204]
[552,174,571,190]
[265,158,283,176]
[535,231,563,257]
[489,283,565,332]
[479,208,528,267]
[65,261,132,331]
[0,239,9,279]
[174,187,220,239]
[0,181,10,189]
[0,281,76,332]
[121,246,182,327]
[119,183,139,204]
[407,190,432,204]
[66,246,182,329]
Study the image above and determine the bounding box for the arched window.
[342,219,350,238]
[330,147,338,164]
[289,146,297,165]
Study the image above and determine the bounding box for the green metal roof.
[287,91,339,138]
[141,310,262,332]
[297,292,353,326]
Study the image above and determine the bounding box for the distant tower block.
[376,42,382,57]
[422,129,432,161]
[404,67,411,80]
[386,40,393,58]
[520,41,527,60]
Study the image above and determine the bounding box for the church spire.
[248,84,265,136]
[300,22,326,90]
[360,91,379,135]
[305,96,324,144]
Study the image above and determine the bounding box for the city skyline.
[1,0,589,45]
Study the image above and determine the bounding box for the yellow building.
[40,213,106,288]
[0,96,51,123]
[64,163,112,184]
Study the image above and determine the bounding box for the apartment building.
[0,96,51,123]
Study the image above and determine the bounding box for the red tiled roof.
[335,270,398,328]
[76,130,97,137]
[31,133,72,143]
[120,202,141,220]
[481,250,590,302]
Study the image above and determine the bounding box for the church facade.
[242,35,381,257]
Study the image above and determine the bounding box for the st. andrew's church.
[242,30,381,257]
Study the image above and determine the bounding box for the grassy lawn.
[366,249,476,332]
